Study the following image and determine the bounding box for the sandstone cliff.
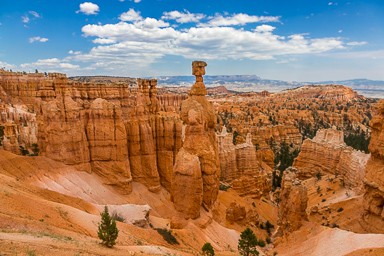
[293,128,370,193]
[363,100,384,232]
[172,61,220,219]
[0,71,182,194]
[277,168,308,236]
[218,130,271,198]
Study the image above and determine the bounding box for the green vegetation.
[344,127,370,153]
[219,183,231,191]
[271,141,300,190]
[155,228,179,245]
[202,242,215,256]
[238,227,259,256]
[98,206,119,248]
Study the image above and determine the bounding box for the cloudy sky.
[0,0,383,81]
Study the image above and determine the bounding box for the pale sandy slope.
[275,222,384,256]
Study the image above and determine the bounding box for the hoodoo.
[171,61,220,219]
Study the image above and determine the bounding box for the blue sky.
[0,0,383,81]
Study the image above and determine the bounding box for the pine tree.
[98,206,119,248]
[202,242,215,256]
[238,227,259,256]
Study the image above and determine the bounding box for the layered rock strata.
[217,130,271,198]
[293,128,370,193]
[0,71,184,194]
[363,100,384,232]
[172,61,220,219]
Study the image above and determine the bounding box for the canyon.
[0,64,383,255]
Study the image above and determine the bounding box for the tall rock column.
[172,61,220,219]
[363,100,384,232]
[277,168,308,237]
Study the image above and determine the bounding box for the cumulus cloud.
[20,58,80,71]
[255,24,276,33]
[119,8,142,21]
[162,10,205,23]
[134,0,141,2]
[29,36,49,43]
[58,9,362,74]
[77,2,100,15]
[205,13,280,26]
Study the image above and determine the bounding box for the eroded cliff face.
[277,168,308,236]
[172,61,220,219]
[293,128,370,193]
[363,100,384,232]
[218,130,271,198]
[0,71,183,194]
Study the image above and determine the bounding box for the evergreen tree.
[238,227,259,256]
[202,242,215,256]
[98,206,119,248]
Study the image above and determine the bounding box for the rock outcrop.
[217,130,271,198]
[226,202,246,224]
[172,61,220,219]
[363,100,384,232]
[277,168,308,236]
[0,71,181,194]
[293,128,370,193]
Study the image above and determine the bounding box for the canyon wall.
[363,100,384,232]
[0,71,183,195]
[293,128,369,193]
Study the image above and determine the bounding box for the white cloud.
[0,61,16,70]
[347,41,368,46]
[29,36,49,43]
[22,16,30,23]
[162,10,205,23]
[22,10,41,24]
[77,2,100,15]
[134,0,141,2]
[119,9,142,21]
[255,24,276,33]
[43,9,362,75]
[78,13,347,72]
[20,58,80,71]
[92,38,116,44]
[204,13,280,27]
[68,50,82,55]
[29,11,40,18]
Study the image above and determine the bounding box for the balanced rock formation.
[277,168,308,236]
[293,128,370,193]
[171,61,220,219]
[363,100,384,232]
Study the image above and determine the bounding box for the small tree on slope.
[238,227,259,256]
[98,206,119,248]
[202,242,215,256]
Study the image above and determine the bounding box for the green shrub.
[258,239,266,247]
[202,242,215,256]
[156,228,179,245]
